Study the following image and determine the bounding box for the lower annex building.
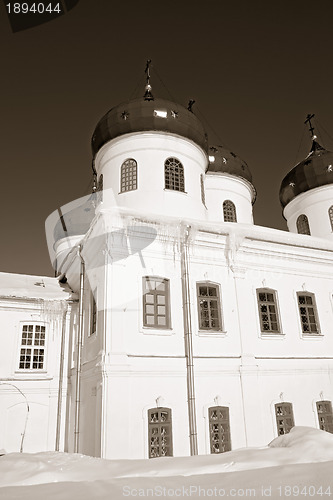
[1,77,333,458]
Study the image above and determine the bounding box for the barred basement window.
[90,289,97,335]
[208,406,231,453]
[164,157,185,192]
[143,277,170,328]
[197,283,222,331]
[316,401,333,433]
[223,200,237,222]
[297,292,320,334]
[120,158,137,193]
[19,324,46,370]
[296,214,310,235]
[256,289,280,333]
[200,174,206,205]
[275,403,294,435]
[148,408,173,458]
[97,174,103,204]
[329,206,333,231]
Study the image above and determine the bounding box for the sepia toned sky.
[1,0,333,276]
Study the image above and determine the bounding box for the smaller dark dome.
[91,97,208,156]
[279,140,333,208]
[206,145,253,183]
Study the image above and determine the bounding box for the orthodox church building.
[1,74,333,459]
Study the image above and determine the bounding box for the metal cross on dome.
[304,113,315,137]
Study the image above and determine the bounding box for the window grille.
[223,200,237,222]
[120,159,137,193]
[197,283,222,331]
[208,406,231,453]
[256,289,280,333]
[275,403,294,435]
[200,174,206,205]
[90,289,97,335]
[296,214,310,235]
[19,324,46,370]
[329,206,333,231]
[297,292,320,334]
[143,277,170,328]
[316,401,333,433]
[148,408,173,458]
[164,157,185,192]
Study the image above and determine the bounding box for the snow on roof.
[0,272,73,301]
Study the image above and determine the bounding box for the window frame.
[18,322,47,371]
[329,206,333,231]
[296,214,311,235]
[275,402,295,435]
[164,157,185,192]
[200,174,206,206]
[316,401,333,433]
[89,289,97,336]
[148,407,173,458]
[296,291,321,336]
[120,158,138,193]
[256,288,282,335]
[208,406,231,454]
[196,282,223,332]
[142,277,171,329]
[223,200,237,222]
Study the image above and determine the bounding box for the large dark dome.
[91,97,208,156]
[206,145,253,183]
[279,140,333,208]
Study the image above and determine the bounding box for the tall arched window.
[275,402,294,435]
[296,214,310,235]
[96,174,103,204]
[329,206,333,231]
[208,406,231,453]
[121,159,137,193]
[200,174,206,206]
[148,407,173,458]
[223,200,237,222]
[164,157,184,192]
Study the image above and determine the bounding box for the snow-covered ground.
[0,427,332,499]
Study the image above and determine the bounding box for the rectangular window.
[297,292,320,334]
[148,408,173,458]
[208,406,231,453]
[316,401,333,433]
[19,324,46,370]
[256,289,280,333]
[275,403,294,435]
[143,277,170,328]
[197,283,222,331]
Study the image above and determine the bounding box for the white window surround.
[16,322,48,373]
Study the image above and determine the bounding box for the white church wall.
[284,184,333,239]
[94,132,208,221]
[205,173,254,224]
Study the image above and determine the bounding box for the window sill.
[301,333,324,339]
[141,327,174,336]
[12,370,51,380]
[260,332,285,339]
[197,330,227,338]
[163,189,188,195]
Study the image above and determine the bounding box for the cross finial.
[304,113,315,138]
[144,59,154,101]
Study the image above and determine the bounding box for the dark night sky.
[1,0,333,277]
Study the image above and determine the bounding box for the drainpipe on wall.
[74,245,85,453]
[55,302,69,451]
[180,224,198,456]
